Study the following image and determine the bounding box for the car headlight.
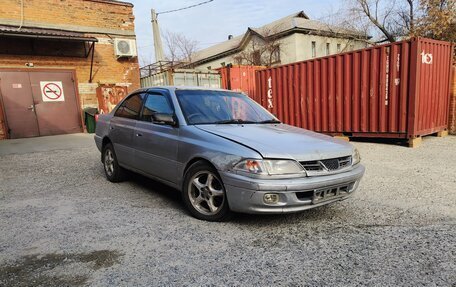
[233,159,305,176]
[352,148,361,165]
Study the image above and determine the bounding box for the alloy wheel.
[188,171,225,216]
[104,149,115,177]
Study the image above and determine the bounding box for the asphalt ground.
[0,134,455,286]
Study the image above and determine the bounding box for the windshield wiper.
[215,119,257,124]
[257,119,281,124]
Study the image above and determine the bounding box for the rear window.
[114,94,144,120]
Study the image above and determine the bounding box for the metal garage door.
[0,70,82,139]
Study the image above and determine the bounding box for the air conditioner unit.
[114,38,137,58]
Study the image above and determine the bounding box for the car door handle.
[136,133,143,137]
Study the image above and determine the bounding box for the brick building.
[0,0,140,139]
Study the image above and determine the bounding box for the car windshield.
[176,90,280,125]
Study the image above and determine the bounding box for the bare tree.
[398,0,416,34]
[348,0,416,42]
[233,27,283,67]
[163,31,180,63]
[163,31,199,63]
[139,53,153,67]
[346,0,455,42]
[317,8,374,49]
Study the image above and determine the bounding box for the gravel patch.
[0,135,455,286]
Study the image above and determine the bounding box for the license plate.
[312,185,348,203]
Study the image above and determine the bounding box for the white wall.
[294,34,368,61]
[193,32,369,70]
[193,54,236,71]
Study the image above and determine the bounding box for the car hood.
[196,124,354,161]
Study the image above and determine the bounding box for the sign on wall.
[40,81,65,102]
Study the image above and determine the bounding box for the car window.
[114,93,144,120]
[176,90,277,125]
[141,93,173,122]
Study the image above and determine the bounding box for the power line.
[138,40,224,49]
[157,0,214,15]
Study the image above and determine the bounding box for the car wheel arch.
[181,159,232,221]
[101,137,113,161]
[102,137,112,149]
[183,157,216,175]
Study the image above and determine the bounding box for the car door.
[134,91,179,184]
[109,93,145,169]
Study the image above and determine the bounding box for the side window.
[141,93,173,122]
[114,93,144,120]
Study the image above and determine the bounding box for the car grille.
[300,156,352,175]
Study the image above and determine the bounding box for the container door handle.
[27,104,35,112]
[136,133,143,137]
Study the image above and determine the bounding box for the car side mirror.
[153,113,177,126]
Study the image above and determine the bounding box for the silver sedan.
[95,87,365,221]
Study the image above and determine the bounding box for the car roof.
[142,86,237,93]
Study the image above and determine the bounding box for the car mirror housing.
[153,113,177,126]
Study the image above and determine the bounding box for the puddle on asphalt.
[0,249,121,287]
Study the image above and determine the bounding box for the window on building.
[311,41,316,58]
[114,93,145,120]
[337,44,341,53]
[0,37,93,57]
[141,93,173,122]
[326,43,330,55]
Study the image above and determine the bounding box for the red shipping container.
[218,65,265,98]
[449,66,456,134]
[255,38,454,140]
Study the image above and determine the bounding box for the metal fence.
[140,61,221,88]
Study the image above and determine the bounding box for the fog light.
[263,193,280,204]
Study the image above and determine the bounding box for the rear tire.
[182,161,232,221]
[102,143,125,182]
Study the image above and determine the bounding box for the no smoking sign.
[40,81,65,102]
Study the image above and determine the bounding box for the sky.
[130,0,345,66]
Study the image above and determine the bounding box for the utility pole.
[151,9,165,62]
[150,1,213,64]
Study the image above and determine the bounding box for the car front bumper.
[220,164,365,214]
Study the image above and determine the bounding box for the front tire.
[102,143,125,182]
[182,161,231,221]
